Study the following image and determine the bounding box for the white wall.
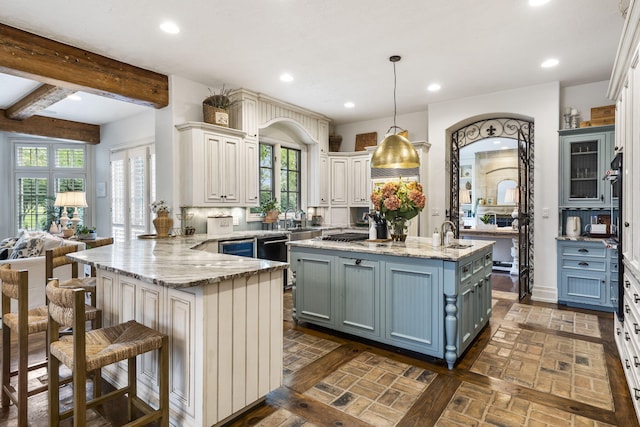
[428,82,561,302]
[334,111,428,152]
[0,132,10,238]
[561,80,613,123]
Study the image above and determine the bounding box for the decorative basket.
[329,135,343,152]
[203,104,229,127]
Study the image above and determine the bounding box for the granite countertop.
[288,236,494,261]
[66,235,288,289]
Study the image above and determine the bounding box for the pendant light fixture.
[371,55,420,169]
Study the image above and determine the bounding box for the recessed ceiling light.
[427,83,441,92]
[66,94,82,101]
[280,73,294,82]
[344,102,355,109]
[529,0,550,6]
[541,58,559,68]
[160,21,180,34]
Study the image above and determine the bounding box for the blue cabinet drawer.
[560,244,606,258]
[561,258,607,272]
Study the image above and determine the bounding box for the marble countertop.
[66,235,288,289]
[288,236,494,261]
[556,235,616,243]
[460,227,518,237]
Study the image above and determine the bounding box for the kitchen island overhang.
[289,236,495,369]
[67,235,288,427]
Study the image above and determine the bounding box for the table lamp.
[66,191,88,230]
[53,192,71,230]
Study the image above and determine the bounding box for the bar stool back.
[46,278,169,427]
[0,264,49,426]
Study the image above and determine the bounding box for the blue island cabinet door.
[294,253,334,327]
[384,261,443,357]
[337,257,380,339]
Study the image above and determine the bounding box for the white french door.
[110,145,155,243]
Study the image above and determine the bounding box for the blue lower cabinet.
[293,253,334,326]
[557,240,615,312]
[337,257,380,338]
[385,261,442,356]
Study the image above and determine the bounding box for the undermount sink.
[287,228,322,241]
[446,243,473,249]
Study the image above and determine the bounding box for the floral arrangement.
[370,179,426,223]
[150,200,170,214]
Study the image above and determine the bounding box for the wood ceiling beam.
[0,23,169,108]
[0,109,100,144]
[6,84,75,120]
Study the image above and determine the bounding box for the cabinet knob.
[355,259,362,265]
[625,222,630,227]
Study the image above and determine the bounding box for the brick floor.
[505,303,601,338]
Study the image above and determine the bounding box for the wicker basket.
[203,104,229,127]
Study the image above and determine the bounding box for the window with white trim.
[14,142,87,231]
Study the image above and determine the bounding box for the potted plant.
[203,85,235,127]
[260,198,280,223]
[477,214,496,230]
[76,225,97,240]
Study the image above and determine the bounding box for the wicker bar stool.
[0,264,50,426]
[46,279,169,427]
[44,239,114,329]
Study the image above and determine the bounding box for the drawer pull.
[635,323,640,334]
[626,304,631,314]
[578,262,589,267]
[479,281,484,288]
[635,388,640,400]
[627,280,631,289]
[617,327,622,336]
[634,356,640,368]
[626,332,631,341]
[627,359,631,369]
[635,294,640,304]
[462,266,469,273]
[578,248,589,253]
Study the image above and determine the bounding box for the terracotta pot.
[264,210,279,223]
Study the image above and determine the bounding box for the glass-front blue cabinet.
[559,125,615,208]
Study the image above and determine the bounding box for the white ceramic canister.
[566,216,581,238]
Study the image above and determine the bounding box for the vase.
[153,211,174,237]
[389,219,407,242]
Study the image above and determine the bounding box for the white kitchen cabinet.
[349,154,371,207]
[330,156,348,205]
[608,3,640,420]
[177,122,247,207]
[244,140,259,206]
[230,89,258,140]
[319,154,329,206]
[318,120,329,154]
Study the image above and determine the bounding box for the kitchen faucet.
[441,220,457,246]
[284,208,295,229]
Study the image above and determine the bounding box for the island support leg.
[444,293,458,369]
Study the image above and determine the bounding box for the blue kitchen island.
[289,236,494,369]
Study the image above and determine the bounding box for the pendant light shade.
[371,55,420,169]
[370,133,420,168]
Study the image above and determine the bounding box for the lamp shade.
[459,189,472,204]
[53,192,70,207]
[370,133,420,169]
[66,191,88,208]
[504,188,519,204]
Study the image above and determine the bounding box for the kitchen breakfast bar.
[289,236,494,369]
[66,235,288,427]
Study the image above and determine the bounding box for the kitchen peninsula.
[66,235,288,427]
[289,237,494,369]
